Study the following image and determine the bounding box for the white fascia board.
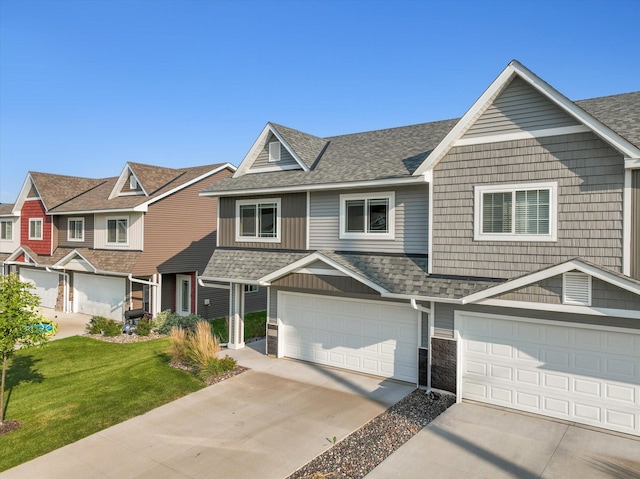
[49,207,141,215]
[52,249,97,273]
[143,163,236,208]
[413,63,517,176]
[13,173,43,212]
[233,124,309,178]
[199,175,428,197]
[625,158,640,169]
[382,292,464,304]
[258,252,390,295]
[462,259,640,304]
[414,60,640,176]
[452,125,591,147]
[109,164,148,200]
[198,275,264,286]
[476,298,640,320]
[6,247,36,264]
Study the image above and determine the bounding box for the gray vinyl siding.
[420,311,429,348]
[197,285,231,319]
[268,287,278,324]
[218,193,306,249]
[495,276,562,304]
[463,77,579,138]
[432,131,625,278]
[592,278,640,310]
[632,170,640,280]
[244,286,267,314]
[309,184,428,253]
[249,133,300,171]
[56,215,94,248]
[433,302,456,339]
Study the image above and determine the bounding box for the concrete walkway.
[39,307,91,340]
[1,340,414,479]
[365,401,640,479]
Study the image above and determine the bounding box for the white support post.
[228,283,245,350]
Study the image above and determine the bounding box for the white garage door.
[280,292,419,383]
[20,269,59,308]
[74,273,125,320]
[459,312,640,436]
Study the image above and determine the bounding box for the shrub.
[136,317,152,336]
[168,327,187,364]
[153,311,201,335]
[87,316,122,337]
[186,321,221,369]
[198,355,237,381]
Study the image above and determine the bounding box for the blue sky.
[1,0,638,204]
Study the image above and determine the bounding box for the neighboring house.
[3,161,266,320]
[199,60,640,437]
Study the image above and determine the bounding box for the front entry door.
[176,274,192,316]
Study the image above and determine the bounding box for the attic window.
[563,272,591,306]
[269,142,281,162]
[129,174,137,190]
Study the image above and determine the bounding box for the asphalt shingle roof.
[9,247,141,274]
[201,249,310,282]
[271,123,327,169]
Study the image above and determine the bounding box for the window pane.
[1,221,11,240]
[117,219,128,243]
[482,193,512,233]
[181,280,189,312]
[346,200,365,232]
[258,203,277,237]
[368,199,388,233]
[107,219,116,242]
[515,189,549,234]
[239,205,256,236]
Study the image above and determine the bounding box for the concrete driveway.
[39,307,91,340]
[1,340,414,479]
[366,401,640,479]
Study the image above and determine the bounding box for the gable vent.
[563,271,591,306]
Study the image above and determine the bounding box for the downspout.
[46,267,70,313]
[410,298,433,392]
[410,298,431,314]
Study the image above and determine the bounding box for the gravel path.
[286,389,455,479]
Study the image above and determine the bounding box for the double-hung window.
[340,192,395,240]
[236,199,281,242]
[0,220,12,240]
[68,217,85,242]
[107,217,128,244]
[475,182,557,241]
[29,218,43,240]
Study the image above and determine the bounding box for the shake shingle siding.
[463,77,580,138]
[218,193,307,249]
[309,185,428,254]
[432,131,625,278]
[494,276,563,303]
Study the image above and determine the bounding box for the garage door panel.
[75,273,125,320]
[460,313,640,436]
[281,292,417,383]
[20,269,59,309]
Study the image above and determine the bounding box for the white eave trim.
[625,157,640,169]
[200,175,428,197]
[109,164,149,200]
[52,249,97,273]
[476,298,640,320]
[453,125,591,147]
[198,275,264,286]
[413,60,640,175]
[462,259,640,304]
[234,123,310,177]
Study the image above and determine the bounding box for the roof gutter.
[410,298,432,314]
[128,274,159,286]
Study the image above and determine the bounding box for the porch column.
[228,282,245,350]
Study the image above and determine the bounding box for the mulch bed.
[82,332,166,343]
[0,420,22,437]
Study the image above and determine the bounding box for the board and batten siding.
[432,131,625,279]
[133,168,231,276]
[218,193,307,250]
[309,185,428,254]
[632,169,640,280]
[249,133,300,172]
[94,212,144,251]
[463,77,580,138]
[56,215,95,248]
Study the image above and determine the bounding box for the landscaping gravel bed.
[286,389,455,479]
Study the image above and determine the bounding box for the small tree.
[0,273,53,423]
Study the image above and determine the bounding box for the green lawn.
[0,336,204,472]
[210,310,266,343]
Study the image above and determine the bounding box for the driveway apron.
[1,340,413,479]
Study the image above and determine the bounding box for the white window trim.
[29,218,43,240]
[339,191,395,240]
[235,198,282,243]
[106,216,129,245]
[474,182,557,242]
[268,141,281,163]
[129,174,137,190]
[244,284,259,293]
[0,219,13,241]
[67,217,85,242]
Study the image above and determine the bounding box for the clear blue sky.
[1,0,638,204]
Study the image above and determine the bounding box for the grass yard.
[0,336,204,472]
[210,310,266,343]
